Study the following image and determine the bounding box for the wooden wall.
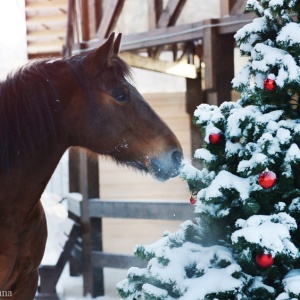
[99,92,192,254]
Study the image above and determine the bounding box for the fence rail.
[38,194,195,299]
[67,194,195,298]
[67,195,194,220]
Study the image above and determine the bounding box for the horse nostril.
[149,149,183,181]
[171,148,183,165]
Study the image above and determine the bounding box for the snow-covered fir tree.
[117,1,300,299]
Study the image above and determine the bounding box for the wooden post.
[203,19,219,106]
[216,33,235,104]
[220,0,236,16]
[65,0,75,57]
[68,148,103,297]
[186,72,203,168]
[203,19,234,105]
[78,151,91,296]
[95,0,125,38]
[69,147,80,194]
[186,24,234,166]
[186,43,203,166]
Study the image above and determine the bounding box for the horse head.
[65,33,183,181]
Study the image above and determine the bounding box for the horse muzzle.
[149,148,183,182]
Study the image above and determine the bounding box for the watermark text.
[0,291,12,297]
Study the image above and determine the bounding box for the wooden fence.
[37,194,195,299]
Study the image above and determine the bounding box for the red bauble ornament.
[209,132,224,145]
[264,78,276,91]
[258,170,277,189]
[190,195,197,205]
[256,253,274,268]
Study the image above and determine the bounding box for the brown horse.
[0,33,183,299]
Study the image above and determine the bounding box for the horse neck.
[0,141,67,222]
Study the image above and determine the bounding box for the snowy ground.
[56,266,125,300]
[41,193,125,300]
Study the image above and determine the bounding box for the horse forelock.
[0,59,63,170]
[112,55,133,83]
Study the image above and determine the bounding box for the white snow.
[277,23,300,46]
[232,213,298,257]
[194,148,216,162]
[249,276,275,294]
[275,202,286,212]
[237,153,269,174]
[197,170,250,201]
[194,104,218,123]
[180,160,215,185]
[289,197,300,212]
[269,0,284,6]
[283,269,300,296]
[285,144,300,162]
[142,284,168,299]
[133,227,243,300]
[225,140,243,158]
[41,193,72,265]
[234,16,267,54]
[257,132,280,155]
[183,266,242,300]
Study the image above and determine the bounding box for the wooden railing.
[67,194,195,298]
[37,223,82,300]
[37,193,195,299]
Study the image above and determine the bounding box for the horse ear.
[90,32,115,65]
[114,33,122,54]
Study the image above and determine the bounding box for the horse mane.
[0,59,62,170]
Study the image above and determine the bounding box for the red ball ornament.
[209,132,224,145]
[258,170,277,189]
[190,195,197,205]
[264,78,276,91]
[256,253,274,268]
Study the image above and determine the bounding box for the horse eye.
[114,93,129,103]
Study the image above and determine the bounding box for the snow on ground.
[41,193,123,300]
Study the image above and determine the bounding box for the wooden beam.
[78,13,254,52]
[157,0,187,28]
[153,0,187,59]
[203,19,218,105]
[87,200,195,220]
[230,0,247,15]
[120,52,197,78]
[220,0,236,16]
[95,0,103,29]
[87,0,97,38]
[66,196,195,221]
[147,0,163,57]
[218,12,255,34]
[96,0,125,38]
[81,0,90,41]
[66,0,75,57]
[91,252,147,269]
[148,0,163,30]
